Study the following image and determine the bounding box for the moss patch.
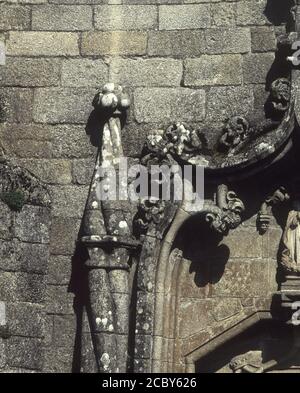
[0,189,26,211]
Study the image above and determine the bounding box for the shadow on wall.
[264,0,295,27]
[172,216,230,288]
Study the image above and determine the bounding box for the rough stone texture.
[110,58,183,87]
[32,5,92,31]
[134,88,206,123]
[0,0,288,374]
[159,5,211,31]
[0,162,51,372]
[184,55,242,87]
[94,5,157,31]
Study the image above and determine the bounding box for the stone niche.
[0,160,51,372]
[151,212,286,372]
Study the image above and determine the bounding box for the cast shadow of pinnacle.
[85,108,127,148]
[264,0,295,27]
[68,219,90,373]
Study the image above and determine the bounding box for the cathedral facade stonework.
[1,0,300,373]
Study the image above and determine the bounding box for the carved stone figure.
[230,351,264,373]
[281,202,300,275]
[257,187,290,234]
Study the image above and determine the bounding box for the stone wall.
[0,0,289,372]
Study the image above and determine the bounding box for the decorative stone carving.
[270,78,291,114]
[281,204,300,275]
[219,116,250,153]
[230,351,264,373]
[134,197,167,236]
[218,79,291,154]
[141,122,208,167]
[82,83,135,373]
[205,185,245,235]
[257,187,290,234]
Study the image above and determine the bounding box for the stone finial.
[92,83,130,114]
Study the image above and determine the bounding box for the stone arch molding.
[80,1,300,374]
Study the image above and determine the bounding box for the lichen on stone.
[0,189,25,211]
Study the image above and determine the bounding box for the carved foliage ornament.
[205,188,245,235]
[141,122,207,167]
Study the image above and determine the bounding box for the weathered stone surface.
[109,58,183,87]
[0,272,46,303]
[222,229,263,259]
[179,298,214,338]
[251,27,276,52]
[6,337,44,370]
[7,302,45,337]
[51,125,96,159]
[50,217,81,255]
[94,5,157,30]
[47,255,72,285]
[0,339,5,369]
[46,285,74,315]
[0,240,49,274]
[159,5,210,30]
[14,205,50,244]
[237,0,271,26]
[0,58,61,87]
[0,201,12,240]
[72,159,94,185]
[49,185,88,218]
[0,4,30,30]
[61,59,108,87]
[81,31,147,56]
[184,55,242,87]
[32,5,92,30]
[243,53,275,84]
[52,315,76,347]
[33,88,95,124]
[148,30,206,57]
[206,28,251,54]
[206,86,254,125]
[211,2,236,27]
[7,32,79,56]
[18,159,72,185]
[134,88,206,123]
[44,346,73,373]
[0,88,33,123]
[211,260,270,298]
